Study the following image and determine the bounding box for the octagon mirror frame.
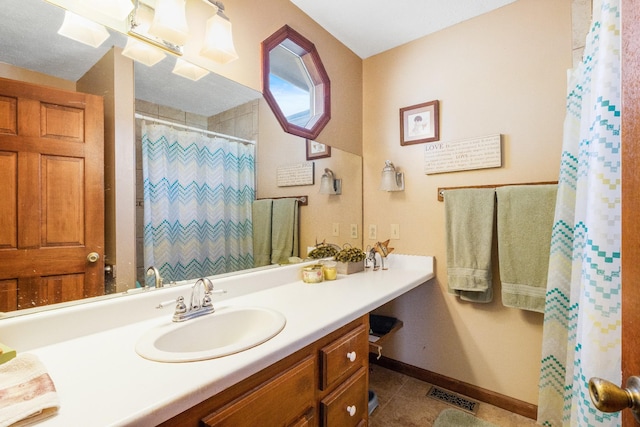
[261,25,331,140]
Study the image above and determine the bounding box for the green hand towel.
[252,199,273,267]
[271,198,299,264]
[444,188,496,303]
[496,184,557,312]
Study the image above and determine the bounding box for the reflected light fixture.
[122,37,166,66]
[319,168,342,195]
[379,160,405,191]
[200,1,239,64]
[85,0,135,21]
[148,0,189,46]
[57,10,110,48]
[172,58,210,81]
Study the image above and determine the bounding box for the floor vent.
[426,386,480,414]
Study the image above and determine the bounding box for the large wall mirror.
[0,0,363,317]
[261,25,331,140]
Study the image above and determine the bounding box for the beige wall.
[363,0,572,404]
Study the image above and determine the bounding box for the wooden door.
[622,0,640,425]
[0,77,104,312]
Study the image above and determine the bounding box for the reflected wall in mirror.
[262,25,331,140]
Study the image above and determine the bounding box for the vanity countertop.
[0,254,434,426]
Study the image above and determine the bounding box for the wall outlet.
[390,224,400,239]
[350,224,358,239]
[368,224,377,240]
[332,223,340,237]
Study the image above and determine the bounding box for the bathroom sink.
[135,306,286,362]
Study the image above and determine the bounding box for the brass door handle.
[87,252,100,263]
[589,376,640,423]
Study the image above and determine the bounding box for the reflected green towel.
[252,199,272,267]
[444,188,495,303]
[496,185,557,312]
[271,198,299,264]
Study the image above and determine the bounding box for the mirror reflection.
[0,0,261,314]
[262,25,331,140]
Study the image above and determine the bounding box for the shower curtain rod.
[135,113,255,145]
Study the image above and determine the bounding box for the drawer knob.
[346,405,357,416]
[346,351,356,362]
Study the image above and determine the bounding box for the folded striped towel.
[0,354,59,427]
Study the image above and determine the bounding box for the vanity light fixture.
[148,0,189,47]
[172,58,210,81]
[200,1,239,64]
[57,10,110,48]
[379,160,405,192]
[122,37,167,66]
[319,168,342,195]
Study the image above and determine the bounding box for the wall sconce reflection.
[319,168,342,195]
[379,160,404,191]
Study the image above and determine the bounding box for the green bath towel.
[271,198,299,264]
[252,199,273,267]
[496,184,557,312]
[444,188,496,303]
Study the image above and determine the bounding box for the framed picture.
[306,139,331,160]
[400,100,440,145]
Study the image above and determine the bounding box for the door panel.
[621,0,639,425]
[0,77,104,312]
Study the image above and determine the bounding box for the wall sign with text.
[424,134,502,174]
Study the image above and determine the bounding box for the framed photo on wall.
[400,100,440,145]
[306,139,331,160]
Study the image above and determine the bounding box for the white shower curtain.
[537,0,621,425]
[142,122,255,282]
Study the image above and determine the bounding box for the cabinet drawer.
[320,367,368,427]
[202,356,315,427]
[320,323,368,390]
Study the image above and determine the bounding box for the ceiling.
[0,0,260,117]
[290,0,518,58]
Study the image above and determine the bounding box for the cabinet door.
[202,356,315,427]
[320,324,368,390]
[320,367,368,427]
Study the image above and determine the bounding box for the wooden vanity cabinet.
[159,315,369,427]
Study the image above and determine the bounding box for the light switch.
[368,224,377,240]
[390,224,400,239]
[332,223,340,236]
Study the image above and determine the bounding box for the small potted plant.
[334,245,366,275]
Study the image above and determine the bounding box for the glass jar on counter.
[322,261,337,280]
[302,265,324,283]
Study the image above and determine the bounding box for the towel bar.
[437,181,557,201]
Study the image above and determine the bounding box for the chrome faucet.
[146,266,164,288]
[159,278,226,322]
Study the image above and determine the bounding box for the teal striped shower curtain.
[537,0,621,425]
[142,122,255,282]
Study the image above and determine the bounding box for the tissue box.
[336,260,364,275]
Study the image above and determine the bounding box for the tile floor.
[368,364,538,427]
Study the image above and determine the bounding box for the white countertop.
[0,254,434,426]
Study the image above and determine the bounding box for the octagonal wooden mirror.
[261,25,331,140]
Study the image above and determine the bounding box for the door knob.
[589,376,640,423]
[87,252,100,263]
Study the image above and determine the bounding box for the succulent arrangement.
[334,245,366,263]
[307,241,340,259]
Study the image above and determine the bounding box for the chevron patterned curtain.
[537,1,621,425]
[141,122,255,282]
